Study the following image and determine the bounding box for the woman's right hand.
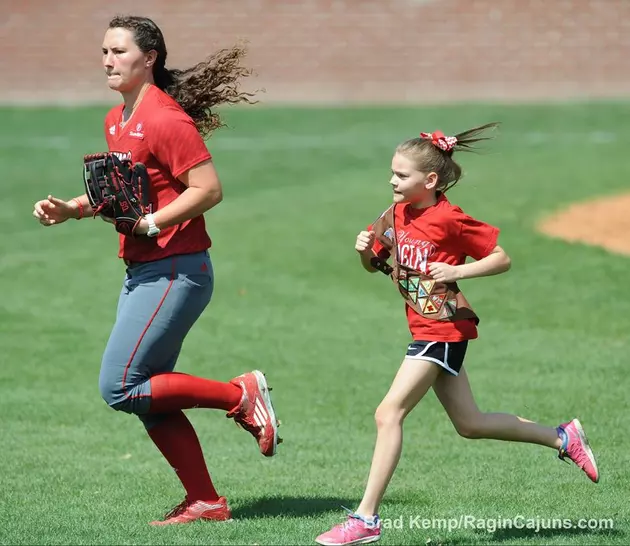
[32,195,77,226]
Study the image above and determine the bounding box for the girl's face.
[102,27,154,92]
[389,152,437,204]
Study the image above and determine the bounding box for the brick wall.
[1,0,629,105]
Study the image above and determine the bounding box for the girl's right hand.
[355,230,375,253]
[32,195,77,226]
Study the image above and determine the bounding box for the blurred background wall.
[1,0,629,106]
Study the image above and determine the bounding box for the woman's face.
[102,27,153,92]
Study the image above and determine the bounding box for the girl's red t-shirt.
[369,194,499,342]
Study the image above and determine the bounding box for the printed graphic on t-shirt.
[397,229,436,274]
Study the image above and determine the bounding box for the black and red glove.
[82,152,151,236]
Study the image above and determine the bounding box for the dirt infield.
[537,194,630,256]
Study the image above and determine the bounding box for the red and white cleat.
[227,370,281,457]
[150,497,232,526]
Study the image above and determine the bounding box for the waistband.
[123,250,209,268]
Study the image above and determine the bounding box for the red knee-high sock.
[148,411,219,502]
[148,372,242,414]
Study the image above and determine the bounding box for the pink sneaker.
[557,418,599,483]
[315,512,381,545]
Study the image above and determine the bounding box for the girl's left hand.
[428,262,462,283]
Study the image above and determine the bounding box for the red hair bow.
[420,130,458,152]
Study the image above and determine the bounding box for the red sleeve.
[367,214,392,260]
[452,209,500,261]
[104,106,121,150]
[148,109,212,179]
[369,237,391,259]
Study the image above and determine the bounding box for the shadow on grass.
[460,524,624,544]
[232,495,357,519]
[412,527,623,546]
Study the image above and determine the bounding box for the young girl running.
[315,124,599,546]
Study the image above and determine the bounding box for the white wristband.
[145,213,160,237]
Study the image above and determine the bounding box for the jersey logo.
[129,122,144,139]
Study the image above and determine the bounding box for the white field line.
[0,131,619,151]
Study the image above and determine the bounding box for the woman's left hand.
[133,217,149,235]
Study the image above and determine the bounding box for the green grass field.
[1,102,629,545]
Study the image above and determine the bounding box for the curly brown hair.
[396,122,500,192]
[108,15,256,137]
